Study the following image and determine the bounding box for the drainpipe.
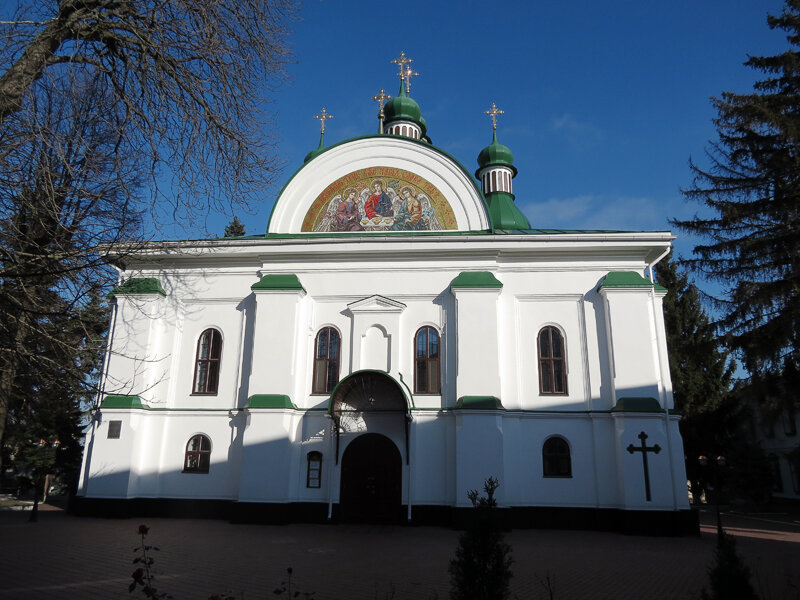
[325,414,335,521]
[406,413,413,522]
[646,246,679,509]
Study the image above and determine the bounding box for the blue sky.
[227,0,789,264]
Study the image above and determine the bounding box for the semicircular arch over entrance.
[328,369,412,463]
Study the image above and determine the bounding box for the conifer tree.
[655,254,736,494]
[700,532,759,600]
[673,1,800,413]
[224,216,246,237]
[449,477,513,600]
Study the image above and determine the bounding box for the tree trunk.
[0,12,70,121]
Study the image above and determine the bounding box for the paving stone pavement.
[0,507,798,600]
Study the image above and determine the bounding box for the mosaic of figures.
[301,168,457,232]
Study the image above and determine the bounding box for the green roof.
[451,271,503,289]
[101,395,148,409]
[108,278,166,297]
[247,394,297,409]
[251,274,305,292]
[476,130,517,175]
[485,191,531,230]
[599,271,667,291]
[304,133,326,164]
[455,396,504,410]
[383,81,423,127]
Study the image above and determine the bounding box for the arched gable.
[268,136,490,234]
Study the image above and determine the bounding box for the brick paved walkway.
[0,507,797,599]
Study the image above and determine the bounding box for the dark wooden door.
[340,433,402,523]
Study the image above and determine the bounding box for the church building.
[76,54,695,533]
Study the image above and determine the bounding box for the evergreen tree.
[655,254,736,495]
[700,532,759,600]
[449,477,513,600]
[673,0,800,414]
[224,216,246,237]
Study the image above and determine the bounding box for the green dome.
[304,133,325,163]
[476,131,516,174]
[384,82,422,127]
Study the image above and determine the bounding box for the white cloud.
[549,114,605,148]
[521,194,672,232]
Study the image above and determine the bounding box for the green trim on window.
[247,394,298,409]
[101,395,149,409]
[108,278,166,297]
[251,274,305,292]
[450,271,503,289]
[455,396,504,410]
[599,271,667,291]
[611,397,664,413]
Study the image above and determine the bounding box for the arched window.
[415,326,441,394]
[538,326,567,394]
[542,436,572,478]
[313,327,340,393]
[307,451,322,488]
[193,328,222,394]
[184,434,211,473]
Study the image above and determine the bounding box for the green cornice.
[108,278,166,297]
[451,271,503,289]
[455,396,504,410]
[599,271,666,291]
[611,397,664,413]
[484,191,531,231]
[247,394,297,409]
[101,395,148,409]
[251,274,305,292]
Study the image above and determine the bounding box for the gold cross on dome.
[402,64,419,94]
[314,107,332,134]
[485,102,504,131]
[392,51,413,81]
[372,88,392,117]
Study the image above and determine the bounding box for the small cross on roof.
[485,102,504,131]
[314,107,332,134]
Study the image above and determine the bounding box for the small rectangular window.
[307,452,322,488]
[108,420,122,439]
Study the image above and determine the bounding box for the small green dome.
[384,82,422,127]
[477,130,515,173]
[304,133,325,163]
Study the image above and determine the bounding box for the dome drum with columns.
[75,53,696,535]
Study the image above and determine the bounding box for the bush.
[449,477,513,600]
[700,532,758,600]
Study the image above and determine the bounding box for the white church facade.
[76,58,696,533]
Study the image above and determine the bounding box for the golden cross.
[392,51,413,81]
[485,102,504,131]
[403,64,419,94]
[372,88,392,117]
[314,107,332,134]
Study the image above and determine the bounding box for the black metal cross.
[627,431,661,501]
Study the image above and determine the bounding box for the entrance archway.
[340,433,402,523]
